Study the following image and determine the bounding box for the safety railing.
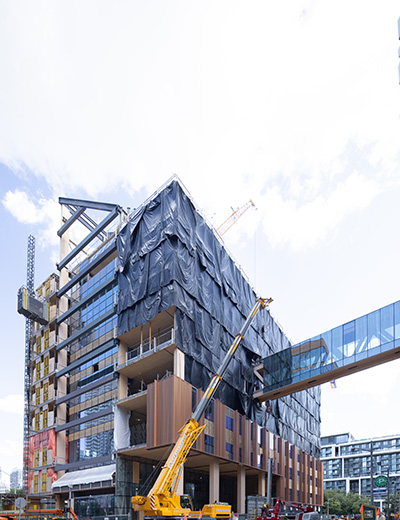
[116,327,175,368]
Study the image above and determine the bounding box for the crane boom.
[132,296,272,517]
[216,200,255,237]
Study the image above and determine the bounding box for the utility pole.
[387,468,390,520]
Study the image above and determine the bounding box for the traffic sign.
[373,488,387,493]
[374,475,388,488]
[15,497,26,509]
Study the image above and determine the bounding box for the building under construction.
[18,178,323,516]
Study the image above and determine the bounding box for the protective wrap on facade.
[117,180,320,456]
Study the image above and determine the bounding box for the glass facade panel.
[367,310,380,351]
[355,315,368,358]
[343,321,355,358]
[395,302,400,339]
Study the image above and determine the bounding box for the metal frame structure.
[23,235,35,495]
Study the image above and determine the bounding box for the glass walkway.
[254,300,400,402]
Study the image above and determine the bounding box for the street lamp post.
[370,442,374,506]
[386,468,390,520]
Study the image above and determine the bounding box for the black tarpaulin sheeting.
[116,179,320,456]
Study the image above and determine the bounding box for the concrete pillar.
[237,466,246,514]
[258,471,266,497]
[173,347,185,380]
[209,459,220,503]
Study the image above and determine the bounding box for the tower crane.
[216,200,255,237]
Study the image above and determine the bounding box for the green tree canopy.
[323,490,370,516]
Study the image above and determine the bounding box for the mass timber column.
[258,471,266,496]
[209,459,220,503]
[118,341,128,399]
[237,466,246,514]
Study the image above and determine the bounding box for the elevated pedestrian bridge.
[254,300,400,402]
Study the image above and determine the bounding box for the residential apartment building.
[321,433,400,508]
[19,178,323,515]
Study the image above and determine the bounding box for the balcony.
[115,326,176,381]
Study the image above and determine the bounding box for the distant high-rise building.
[10,468,23,491]
[321,433,400,511]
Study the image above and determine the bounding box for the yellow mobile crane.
[132,297,272,519]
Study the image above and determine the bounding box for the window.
[35,362,41,381]
[34,413,40,431]
[43,356,49,376]
[35,388,40,406]
[205,400,214,422]
[41,471,47,492]
[44,330,49,350]
[42,447,47,466]
[226,442,234,460]
[226,415,234,431]
[43,409,48,429]
[43,382,49,402]
[192,387,197,412]
[239,415,243,435]
[205,434,214,454]
[33,475,39,493]
[33,450,39,468]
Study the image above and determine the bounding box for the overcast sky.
[0,1,400,477]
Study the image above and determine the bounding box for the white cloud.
[2,190,60,248]
[0,1,398,250]
[0,394,24,415]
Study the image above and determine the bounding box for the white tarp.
[52,463,115,489]
[113,404,131,450]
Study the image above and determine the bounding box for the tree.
[387,492,400,520]
[323,490,370,516]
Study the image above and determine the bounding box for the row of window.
[70,399,113,423]
[69,315,117,358]
[324,452,400,479]
[69,412,114,433]
[32,471,49,494]
[69,380,117,408]
[70,286,117,333]
[78,258,115,301]
[70,346,118,377]
[33,409,53,431]
[68,430,114,463]
[323,438,400,458]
